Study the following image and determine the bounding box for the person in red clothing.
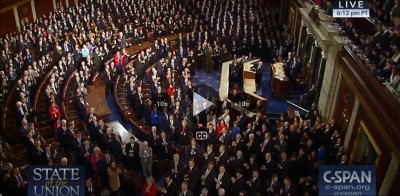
[216,119,228,140]
[114,51,123,74]
[167,83,175,98]
[90,146,103,177]
[48,101,62,130]
[141,177,157,196]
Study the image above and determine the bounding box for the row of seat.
[1,52,67,168]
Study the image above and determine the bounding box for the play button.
[193,92,214,116]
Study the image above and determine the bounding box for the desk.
[271,62,289,99]
[243,59,260,93]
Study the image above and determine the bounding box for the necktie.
[19,175,24,186]
[205,169,209,177]
[216,173,223,189]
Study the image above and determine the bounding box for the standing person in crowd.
[108,160,121,196]
[141,177,157,196]
[48,101,62,130]
[140,141,153,177]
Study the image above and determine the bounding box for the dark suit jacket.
[125,142,139,160]
[201,168,216,191]
[219,133,231,146]
[178,190,193,196]
[217,172,232,192]
[281,184,297,196]
[184,166,200,191]
[8,175,27,196]
[162,181,178,196]
[223,175,239,195]
[248,177,262,196]
[22,137,35,160]
[155,136,171,159]
[265,179,281,196]
[85,185,101,196]
[167,160,184,177]
[216,152,229,167]
[206,129,217,146]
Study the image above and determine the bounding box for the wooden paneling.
[347,107,391,192]
[338,47,400,156]
[332,75,355,133]
[0,9,16,36]
[17,1,33,24]
[337,46,400,192]
[35,0,54,18]
[0,0,27,9]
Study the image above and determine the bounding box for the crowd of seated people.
[314,0,400,100]
[0,0,360,196]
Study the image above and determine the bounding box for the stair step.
[40,125,55,137]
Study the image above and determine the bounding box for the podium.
[270,62,289,99]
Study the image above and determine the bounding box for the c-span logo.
[319,165,376,196]
[28,166,85,196]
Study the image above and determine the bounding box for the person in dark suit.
[259,133,275,159]
[43,144,57,165]
[79,138,93,173]
[219,128,231,146]
[289,56,301,87]
[203,144,216,166]
[103,128,114,152]
[215,145,229,167]
[253,61,265,91]
[167,153,184,181]
[185,138,200,161]
[231,170,245,195]
[148,126,159,148]
[200,162,216,193]
[260,153,277,182]
[214,165,232,195]
[125,137,140,171]
[280,177,297,196]
[179,181,194,196]
[32,140,47,165]
[86,107,98,124]
[8,167,27,196]
[206,123,217,146]
[183,159,200,193]
[277,152,292,180]
[265,174,282,196]
[160,175,178,196]
[237,111,249,133]
[98,151,114,189]
[77,96,88,122]
[85,177,101,196]
[22,132,36,162]
[246,170,262,196]
[156,131,171,160]
[252,100,265,114]
[110,133,124,164]
[88,116,99,142]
